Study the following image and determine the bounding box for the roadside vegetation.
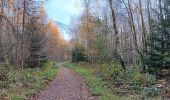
[64,62,165,100]
[0,0,170,100]
[69,0,170,99]
[0,0,69,100]
[64,63,129,100]
[0,61,58,100]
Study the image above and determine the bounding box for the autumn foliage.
[46,19,70,61]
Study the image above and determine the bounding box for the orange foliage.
[57,38,69,47]
[7,0,14,4]
[46,19,70,61]
[46,19,69,48]
[47,19,61,37]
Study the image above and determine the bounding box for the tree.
[0,0,51,68]
[138,0,147,52]
[71,44,87,62]
[25,17,47,68]
[108,0,125,69]
[145,0,170,73]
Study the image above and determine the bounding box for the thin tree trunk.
[147,0,152,34]
[21,0,26,69]
[139,0,147,52]
[0,0,4,62]
[108,0,125,69]
[159,0,164,68]
[127,0,138,52]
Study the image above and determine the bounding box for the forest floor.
[63,63,130,100]
[33,63,169,100]
[35,66,94,100]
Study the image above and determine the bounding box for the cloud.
[45,0,81,25]
[44,0,82,40]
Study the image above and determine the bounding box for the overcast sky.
[45,0,82,25]
[45,0,82,40]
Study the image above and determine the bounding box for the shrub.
[96,64,159,96]
[0,65,9,88]
[142,85,165,99]
[142,73,156,85]
[94,63,123,80]
[0,61,58,99]
[71,45,87,62]
[125,67,156,85]
[76,62,163,98]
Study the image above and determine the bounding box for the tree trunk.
[108,0,125,69]
[139,0,147,52]
[0,0,4,62]
[147,0,152,34]
[21,0,26,69]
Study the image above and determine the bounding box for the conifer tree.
[145,0,170,73]
[25,18,47,68]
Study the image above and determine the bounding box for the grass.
[0,61,59,100]
[63,63,135,100]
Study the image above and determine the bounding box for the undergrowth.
[64,62,165,100]
[64,63,134,100]
[0,61,58,100]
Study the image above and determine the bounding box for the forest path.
[36,66,94,100]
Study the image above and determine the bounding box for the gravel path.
[36,66,94,100]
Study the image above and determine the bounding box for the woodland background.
[0,0,170,99]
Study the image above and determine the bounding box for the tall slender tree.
[108,0,125,69]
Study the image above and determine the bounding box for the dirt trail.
[36,66,94,100]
